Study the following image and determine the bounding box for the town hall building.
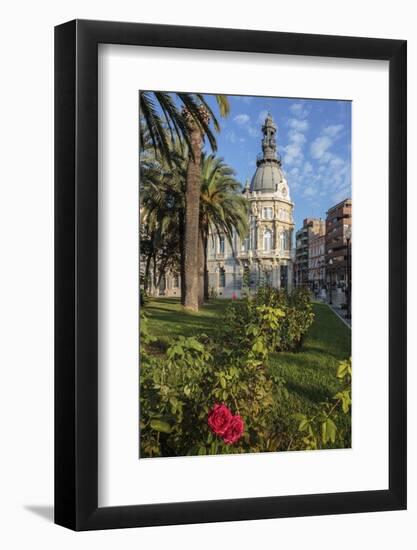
[206,113,295,297]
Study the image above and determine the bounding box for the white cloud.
[288,131,306,145]
[226,131,237,144]
[283,117,309,167]
[232,113,260,138]
[257,110,268,124]
[284,111,350,207]
[234,113,250,125]
[288,118,309,132]
[310,135,332,159]
[323,124,344,137]
[247,125,260,138]
[302,185,317,198]
[303,161,313,174]
[283,143,303,166]
[290,103,309,118]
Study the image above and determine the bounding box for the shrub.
[139,287,321,457]
[139,303,288,457]
[280,289,315,351]
[223,286,314,353]
[291,357,352,450]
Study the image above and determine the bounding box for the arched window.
[263,229,272,251]
[280,231,285,251]
[285,230,290,250]
[219,235,225,254]
[219,267,226,287]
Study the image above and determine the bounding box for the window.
[219,235,225,254]
[264,270,271,286]
[241,237,249,252]
[284,230,290,250]
[219,267,226,287]
[263,229,272,251]
[233,273,241,289]
[280,231,285,251]
[263,207,273,219]
[173,274,179,288]
[251,224,257,250]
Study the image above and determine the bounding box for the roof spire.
[261,114,278,162]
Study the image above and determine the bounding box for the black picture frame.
[55,19,407,531]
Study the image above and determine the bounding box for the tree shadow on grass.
[285,379,333,404]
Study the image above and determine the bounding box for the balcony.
[256,152,281,164]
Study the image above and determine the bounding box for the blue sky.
[201,94,352,230]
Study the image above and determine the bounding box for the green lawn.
[269,303,351,434]
[145,297,229,346]
[144,297,351,444]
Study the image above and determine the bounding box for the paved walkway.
[325,302,351,329]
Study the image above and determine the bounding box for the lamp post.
[328,258,333,305]
[345,227,352,319]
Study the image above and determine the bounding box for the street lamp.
[345,227,352,319]
[328,258,333,305]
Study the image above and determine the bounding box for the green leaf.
[334,390,351,414]
[150,419,172,433]
[321,421,328,444]
[298,419,309,432]
[322,418,337,444]
[327,418,337,443]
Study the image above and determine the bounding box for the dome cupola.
[250,113,285,193]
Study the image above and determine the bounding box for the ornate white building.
[207,114,295,297]
[152,114,295,298]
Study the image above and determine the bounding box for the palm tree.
[139,92,229,311]
[140,137,185,296]
[140,145,247,306]
[139,92,229,162]
[199,154,249,303]
[182,105,209,311]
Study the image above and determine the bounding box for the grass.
[145,297,229,349]
[269,302,351,430]
[144,297,351,445]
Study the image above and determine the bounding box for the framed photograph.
[55,20,406,530]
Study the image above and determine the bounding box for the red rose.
[223,415,244,445]
[208,403,232,436]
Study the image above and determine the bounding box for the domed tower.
[241,113,295,290]
[205,113,295,298]
[250,113,291,199]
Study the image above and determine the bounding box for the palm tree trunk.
[178,214,186,305]
[144,252,152,293]
[198,229,205,308]
[183,126,202,311]
[203,234,209,300]
[152,254,157,296]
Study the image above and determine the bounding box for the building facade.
[149,114,295,299]
[295,218,325,286]
[206,114,295,297]
[308,233,326,289]
[325,198,352,289]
